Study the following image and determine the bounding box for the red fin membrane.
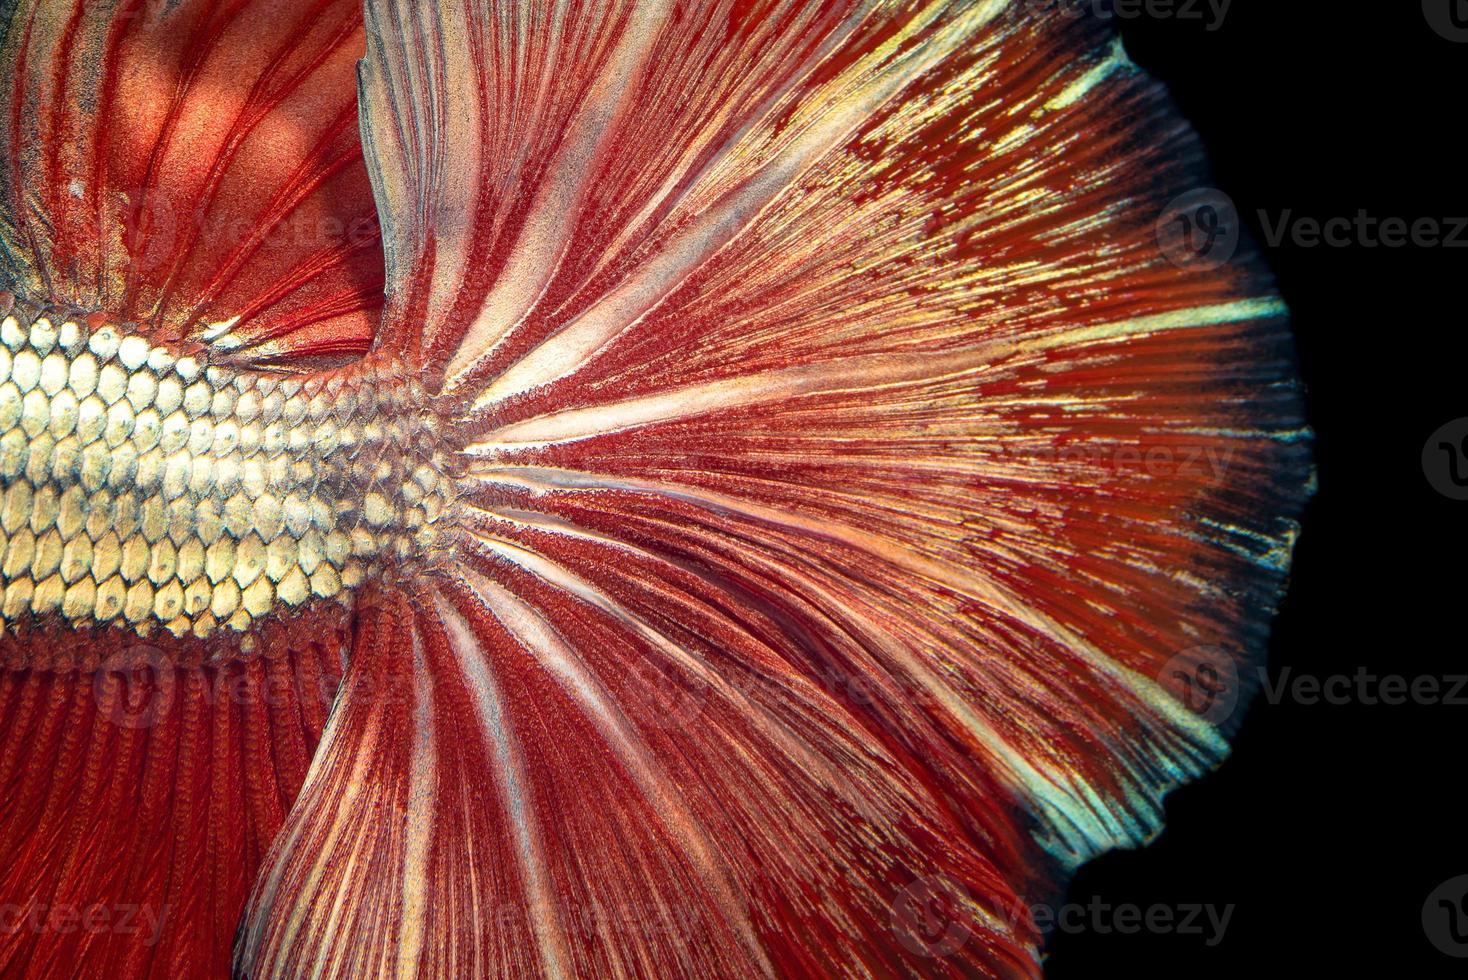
[0,636,345,979]
[0,0,382,365]
[242,1,1308,978]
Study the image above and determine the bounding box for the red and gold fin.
[243,1,1310,977]
[240,586,1043,978]
[0,0,383,367]
[0,631,345,979]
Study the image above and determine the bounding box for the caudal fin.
[241,1,1309,977]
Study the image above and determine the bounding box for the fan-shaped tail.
[239,1,1308,977]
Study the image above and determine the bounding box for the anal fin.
[0,632,345,978]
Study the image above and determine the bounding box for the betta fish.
[0,0,1309,976]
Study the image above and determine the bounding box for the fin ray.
[0,635,346,978]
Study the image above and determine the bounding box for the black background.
[1043,2,1464,976]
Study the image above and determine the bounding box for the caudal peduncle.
[0,298,455,648]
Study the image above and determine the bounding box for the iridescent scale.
[0,302,452,641]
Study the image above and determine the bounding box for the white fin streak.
[435,592,571,980]
[469,346,998,448]
[395,623,437,980]
[472,465,1227,806]
[468,296,1285,441]
[465,495,1143,860]
[460,529,864,806]
[238,674,383,976]
[579,2,878,288]
[445,0,677,385]
[460,566,774,978]
[420,0,485,336]
[469,0,1011,410]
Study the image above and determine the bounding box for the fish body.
[0,298,451,649]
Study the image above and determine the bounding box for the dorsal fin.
[0,0,383,369]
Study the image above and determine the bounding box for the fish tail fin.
[238,572,1049,979]
[242,1,1309,977]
